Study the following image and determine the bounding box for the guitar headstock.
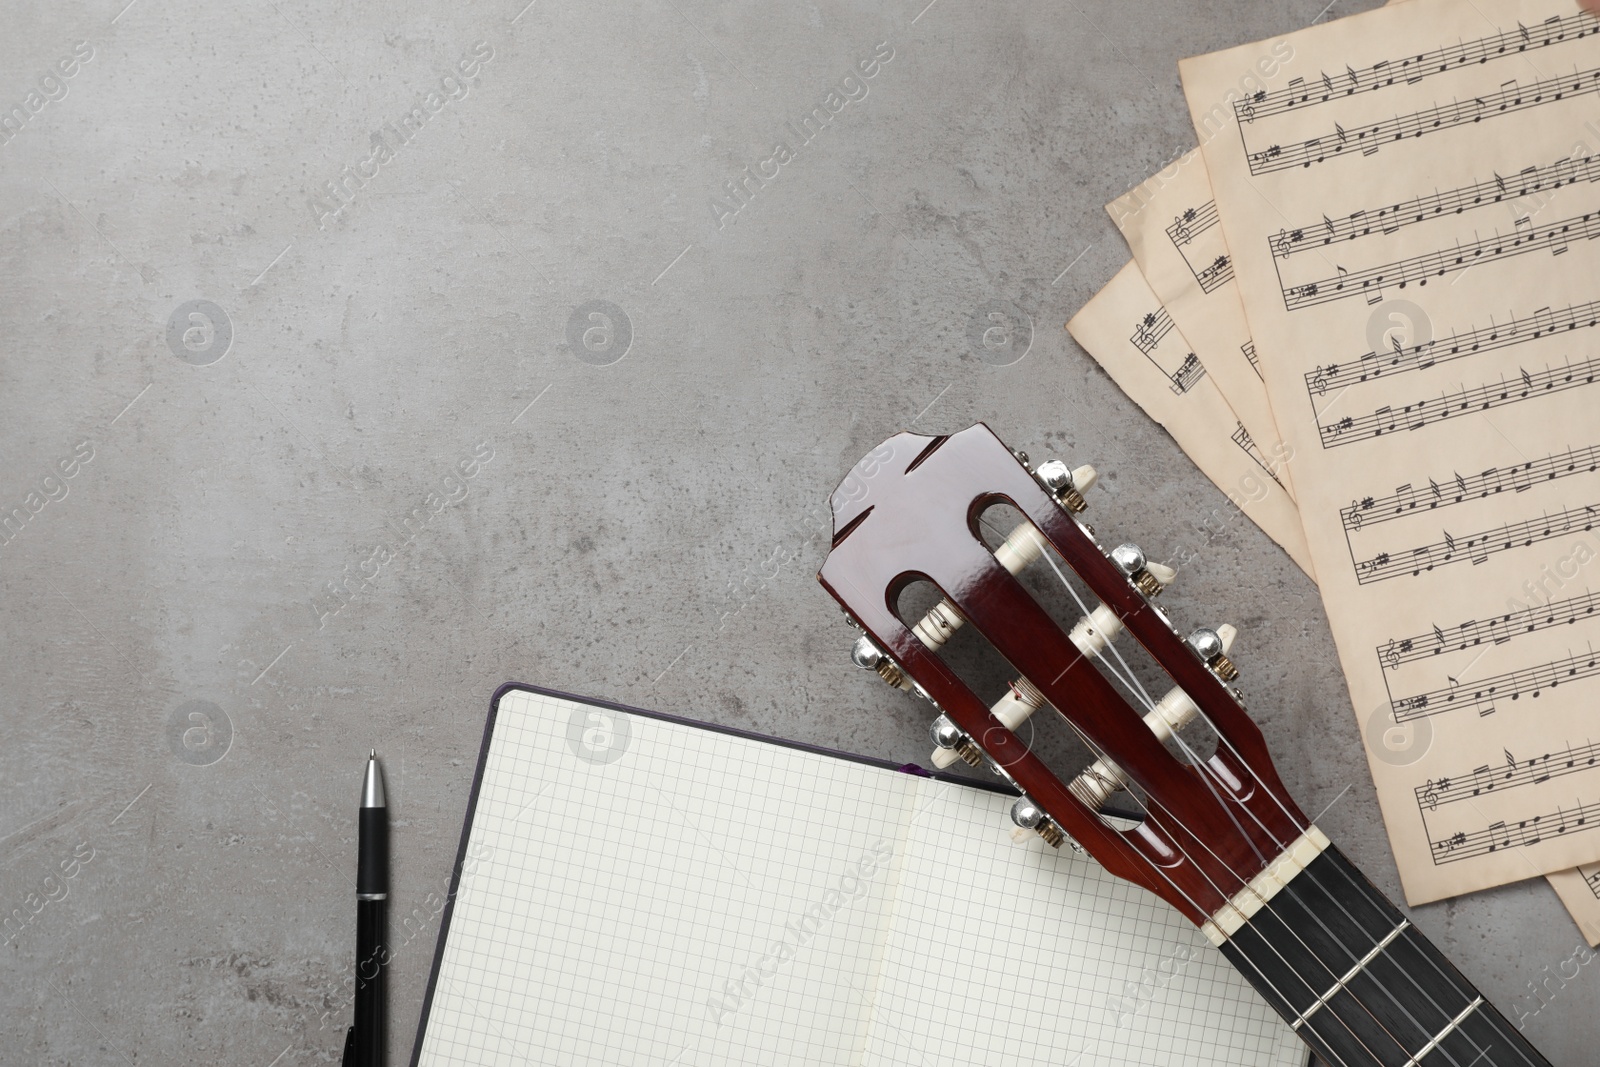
[818,424,1323,938]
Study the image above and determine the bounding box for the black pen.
[344,751,388,1067]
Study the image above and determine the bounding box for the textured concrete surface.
[0,0,1589,1063]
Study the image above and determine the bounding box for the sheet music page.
[1110,143,1600,931]
[1067,260,1314,575]
[1107,150,1298,510]
[1182,0,1600,904]
[1548,863,1600,944]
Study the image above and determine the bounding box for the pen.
[344,750,388,1067]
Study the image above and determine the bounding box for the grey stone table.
[1,0,1587,1062]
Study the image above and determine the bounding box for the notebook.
[411,684,1310,1067]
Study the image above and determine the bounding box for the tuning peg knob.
[1009,795,1066,848]
[1009,795,1044,829]
[927,714,982,766]
[852,635,913,690]
[1187,625,1240,681]
[928,714,963,750]
[850,634,880,669]
[1034,460,1094,513]
[1110,542,1167,597]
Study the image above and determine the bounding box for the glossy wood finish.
[817,424,1558,1066]
[817,424,1308,925]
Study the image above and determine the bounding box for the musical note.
[1187,0,1600,897]
[1169,352,1206,394]
[1126,305,1209,396]
[1317,356,1600,450]
[1195,254,1234,294]
[1390,642,1600,721]
[1355,496,1600,585]
[1260,153,1599,261]
[1282,206,1600,311]
[1231,12,1600,123]
[1424,796,1600,865]
[1369,588,1600,671]
[1246,66,1600,176]
[1339,442,1600,534]
[1164,201,1238,298]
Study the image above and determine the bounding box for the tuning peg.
[1064,627,1240,813]
[910,523,1047,654]
[924,583,1182,770]
[1109,542,1173,597]
[927,587,1179,771]
[1034,460,1096,513]
[1187,625,1240,681]
[1067,676,1209,811]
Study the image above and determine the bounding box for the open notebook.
[411,685,1309,1067]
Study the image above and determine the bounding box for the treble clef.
[1274,228,1293,257]
[1311,369,1328,396]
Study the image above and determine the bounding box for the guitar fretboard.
[1218,847,1549,1067]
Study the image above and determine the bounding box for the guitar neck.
[1216,845,1549,1067]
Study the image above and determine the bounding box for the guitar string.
[964,530,1375,1065]
[968,513,1521,1060]
[1033,548,1274,868]
[1039,542,1503,1067]
[1022,525,1494,1066]
[1045,705,1397,1067]
[970,509,1534,1061]
[1052,655,1489,1067]
[982,526,1395,1066]
[1046,544,1520,1066]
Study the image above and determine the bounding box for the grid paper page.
[416,689,918,1067]
[416,689,1308,1066]
[864,781,1308,1067]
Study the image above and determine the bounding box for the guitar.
[817,423,1553,1067]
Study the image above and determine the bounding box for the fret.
[1290,919,1410,1030]
[1224,904,1443,1065]
[1218,844,1552,1067]
[1399,996,1481,1067]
